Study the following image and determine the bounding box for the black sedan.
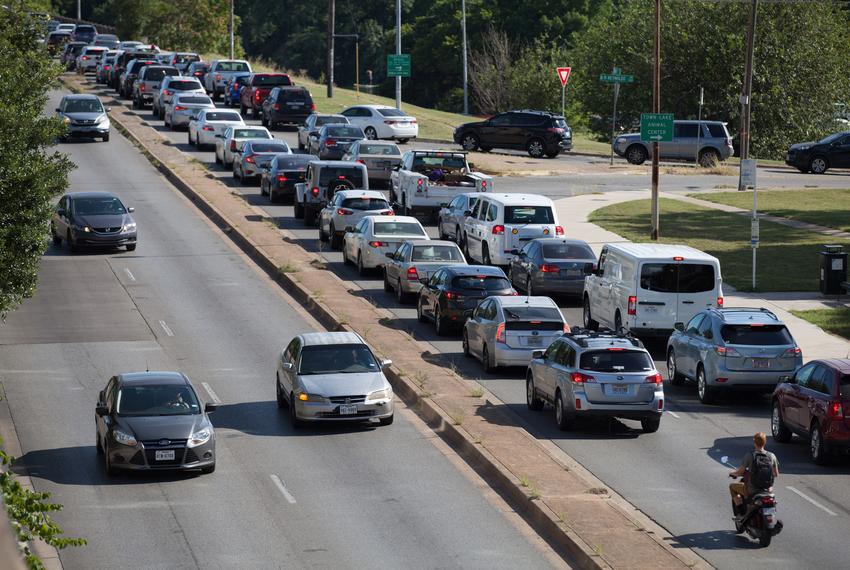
[508,238,596,297]
[96,371,218,475]
[51,191,137,252]
[260,153,318,203]
[785,131,850,174]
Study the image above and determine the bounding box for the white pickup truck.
[390,150,492,218]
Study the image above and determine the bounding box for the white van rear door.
[636,262,678,329]
[674,262,719,323]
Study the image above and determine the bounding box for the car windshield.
[377,108,407,117]
[116,384,201,416]
[504,206,555,224]
[502,306,563,321]
[73,197,126,215]
[411,244,463,262]
[318,168,364,187]
[373,222,425,236]
[341,197,389,211]
[720,325,793,346]
[169,80,201,90]
[205,112,241,121]
[640,263,715,293]
[360,144,400,155]
[298,344,380,375]
[216,61,250,72]
[234,129,270,139]
[541,242,595,259]
[452,275,511,291]
[63,99,103,113]
[316,115,347,126]
[327,126,364,138]
[249,142,289,153]
[819,132,845,144]
[178,96,212,105]
[580,350,654,372]
[175,54,199,63]
[254,74,292,86]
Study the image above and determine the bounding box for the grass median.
[690,188,850,233]
[588,198,850,292]
[791,308,850,341]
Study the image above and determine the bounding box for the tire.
[697,366,717,405]
[455,226,462,246]
[95,430,104,454]
[215,151,222,165]
[304,204,316,226]
[416,296,428,323]
[342,246,353,266]
[479,145,492,152]
[526,138,545,158]
[555,391,574,431]
[357,252,367,276]
[51,228,62,246]
[758,532,772,548]
[379,414,394,426]
[460,132,479,151]
[261,115,269,127]
[200,464,216,474]
[396,279,408,304]
[809,156,828,174]
[698,149,720,168]
[294,199,304,219]
[463,234,472,261]
[482,344,496,373]
[667,349,685,386]
[771,401,792,443]
[330,224,342,249]
[482,244,492,266]
[383,270,393,292]
[641,416,661,433]
[462,329,472,357]
[614,311,623,334]
[545,150,560,159]
[625,144,648,165]
[526,375,544,411]
[240,103,247,116]
[810,422,829,465]
[102,134,109,142]
[434,306,448,336]
[397,138,409,144]
[318,221,329,242]
[364,127,378,140]
[67,231,78,254]
[583,296,598,330]
[126,244,136,252]
[290,394,304,429]
[276,379,285,409]
[104,445,117,475]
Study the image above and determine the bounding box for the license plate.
[339,404,358,415]
[753,358,770,369]
[643,306,657,313]
[563,269,583,277]
[526,336,543,346]
[612,384,629,394]
[288,103,304,107]
[155,450,175,461]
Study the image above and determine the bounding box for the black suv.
[453,110,572,158]
[785,131,850,174]
[261,87,315,129]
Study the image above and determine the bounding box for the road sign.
[387,54,411,78]
[751,218,759,240]
[740,158,757,188]
[556,67,571,87]
[599,73,634,84]
[640,113,674,142]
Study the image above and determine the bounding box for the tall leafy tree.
[0,6,73,318]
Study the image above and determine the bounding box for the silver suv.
[613,120,734,166]
[526,329,663,432]
[666,307,802,404]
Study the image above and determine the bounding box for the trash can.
[820,245,848,294]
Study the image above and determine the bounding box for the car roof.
[531,237,591,246]
[405,239,456,247]
[66,191,119,199]
[336,189,386,199]
[300,331,365,347]
[493,295,559,308]
[817,359,850,373]
[606,243,719,263]
[709,307,782,325]
[445,265,505,276]
[309,160,364,168]
[62,93,101,101]
[478,193,555,206]
[118,371,188,386]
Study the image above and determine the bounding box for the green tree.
[0,7,73,319]
[142,0,239,55]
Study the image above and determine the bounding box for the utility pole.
[650,0,661,240]
[327,0,335,98]
[229,0,234,60]
[461,0,469,115]
[77,0,81,20]
[395,0,402,109]
[738,0,758,191]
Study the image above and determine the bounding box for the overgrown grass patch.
[791,308,850,341]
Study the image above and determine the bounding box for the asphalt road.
[0,87,566,570]
[74,75,850,569]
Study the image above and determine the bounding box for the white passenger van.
[582,243,723,336]
[462,193,563,266]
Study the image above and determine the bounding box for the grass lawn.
[690,189,850,233]
[588,198,850,292]
[791,308,850,341]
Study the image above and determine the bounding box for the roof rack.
[564,327,645,349]
[713,307,778,320]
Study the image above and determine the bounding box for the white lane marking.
[270,474,297,504]
[158,320,174,337]
[786,486,838,517]
[201,382,221,404]
[124,268,136,282]
[666,410,680,419]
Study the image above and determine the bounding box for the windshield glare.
[298,344,379,375]
[503,306,563,321]
[73,197,126,215]
[377,108,406,117]
[117,384,200,416]
[64,99,103,113]
[412,245,463,261]
[580,350,654,372]
[205,112,241,121]
[373,222,425,236]
[341,197,389,211]
[452,276,511,291]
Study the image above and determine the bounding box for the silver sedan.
[318,190,393,249]
[383,239,466,303]
[276,332,394,427]
[233,139,291,185]
[341,140,402,185]
[164,93,215,130]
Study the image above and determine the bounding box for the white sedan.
[340,104,418,143]
[342,215,428,276]
[319,190,394,249]
[188,109,245,150]
[215,125,272,167]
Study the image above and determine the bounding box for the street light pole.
[738,0,758,190]
[327,0,335,98]
[650,0,661,240]
[229,0,234,60]
[77,0,81,20]
[461,0,469,115]
[395,0,401,109]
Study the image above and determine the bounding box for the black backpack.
[749,451,775,490]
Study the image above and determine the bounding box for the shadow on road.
[667,529,761,551]
[707,435,850,475]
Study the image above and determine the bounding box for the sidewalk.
[554,191,850,361]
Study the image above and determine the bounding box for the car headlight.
[73,224,91,233]
[96,114,109,124]
[297,392,328,403]
[187,426,213,448]
[112,429,137,446]
[63,116,70,124]
[797,145,810,151]
[123,222,136,231]
[367,388,392,401]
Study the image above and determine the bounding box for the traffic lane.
[0,88,563,569]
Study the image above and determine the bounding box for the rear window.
[216,61,250,72]
[191,63,210,72]
[504,206,555,224]
[316,115,347,126]
[277,155,316,169]
[841,375,850,398]
[255,74,292,86]
[373,222,425,236]
[318,168,364,187]
[541,242,595,259]
[249,142,289,153]
[169,80,201,91]
[640,263,715,293]
[707,123,728,138]
[175,54,200,63]
[205,112,241,121]
[145,68,178,81]
[360,144,400,155]
[580,350,654,372]
[76,25,96,32]
[411,244,463,262]
[552,118,569,129]
[327,126,364,138]
[452,275,512,291]
[502,306,563,322]
[341,197,389,211]
[178,96,212,105]
[280,89,311,102]
[233,129,270,139]
[720,325,793,346]
[377,108,406,117]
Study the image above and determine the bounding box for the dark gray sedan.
[308,124,366,160]
[508,238,596,297]
[96,371,218,475]
[51,192,137,252]
[260,153,318,203]
[297,113,348,150]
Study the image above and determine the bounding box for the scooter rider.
[728,432,780,515]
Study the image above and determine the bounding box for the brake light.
[540,264,559,273]
[717,296,724,307]
[759,496,776,507]
[714,346,742,356]
[311,187,319,196]
[571,372,595,384]
[563,323,571,333]
[81,56,89,60]
[384,120,397,125]
[555,226,564,235]
[311,103,316,111]
[356,159,366,164]
[140,84,145,92]
[673,256,684,261]
[326,139,337,147]
[276,175,288,183]
[783,347,801,357]
[337,208,353,215]
[492,225,505,235]
[202,125,214,131]
[406,266,419,281]
[245,154,255,164]
[164,89,173,96]
[411,119,417,123]
[104,65,110,70]
[645,373,663,385]
[254,91,262,101]
[368,241,387,248]
[546,127,564,133]
[417,178,424,186]
[481,180,487,189]
[444,291,458,300]
[273,103,280,110]
[215,73,221,81]
[829,401,843,418]
[627,296,637,315]
[194,72,202,76]
[230,140,237,151]
[381,210,394,215]
[495,322,506,343]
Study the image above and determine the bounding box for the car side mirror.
[105,107,111,113]
[345,226,354,233]
[309,132,319,138]
[55,107,60,112]
[96,405,109,416]
[703,330,714,340]
[419,277,429,285]
[439,202,448,208]
[204,402,219,413]
[56,208,66,216]
[532,350,545,360]
[393,165,400,171]
[673,322,685,332]
[127,207,135,213]
[215,134,222,138]
[780,375,794,384]
[510,249,519,256]
[380,359,392,369]
[468,163,475,169]
[282,362,294,372]
[463,210,472,217]
[385,252,394,259]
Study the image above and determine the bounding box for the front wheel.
[771,402,793,443]
[667,349,685,386]
[809,156,828,175]
[526,138,545,158]
[625,144,648,165]
[526,376,544,411]
[290,394,305,429]
[379,414,394,426]
[583,297,598,330]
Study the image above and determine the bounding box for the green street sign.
[599,73,634,84]
[387,54,411,78]
[640,113,674,142]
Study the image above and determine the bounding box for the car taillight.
[407,266,419,281]
[202,125,214,131]
[310,103,316,111]
[276,175,288,183]
[717,296,724,307]
[481,180,488,189]
[337,208,353,215]
[356,159,366,164]
[311,187,319,196]
[416,178,425,192]
[326,138,337,146]
[244,154,255,164]
[82,55,89,60]
[164,89,173,96]
[563,323,571,333]
[411,119,417,123]
[140,84,145,92]
[194,71,202,76]
[715,346,742,357]
[645,373,663,385]
[230,140,237,151]
[215,73,221,81]
[540,264,559,273]
[492,225,505,235]
[444,291,458,300]
[384,120,397,125]
[828,401,844,418]
[368,241,387,248]
[571,372,595,384]
[546,127,565,133]
[104,65,110,70]
[783,346,801,357]
[495,322,506,343]
[173,105,186,111]
[555,226,564,235]
[273,103,280,110]
[627,295,637,315]
[254,91,262,101]
[381,210,394,215]
[759,496,775,507]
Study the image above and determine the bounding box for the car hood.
[64,111,106,121]
[299,372,387,397]
[74,213,130,227]
[789,141,817,150]
[118,414,205,440]
[457,119,488,130]
[615,133,641,142]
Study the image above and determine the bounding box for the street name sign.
[599,73,634,84]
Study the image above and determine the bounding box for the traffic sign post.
[556,67,571,120]
[640,113,674,142]
[387,54,411,78]
[745,158,759,289]
[598,68,634,166]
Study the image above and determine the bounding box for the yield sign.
[556,67,572,87]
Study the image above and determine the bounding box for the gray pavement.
[75,76,850,569]
[0,87,564,570]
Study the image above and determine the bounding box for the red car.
[771,358,850,464]
[239,73,293,118]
